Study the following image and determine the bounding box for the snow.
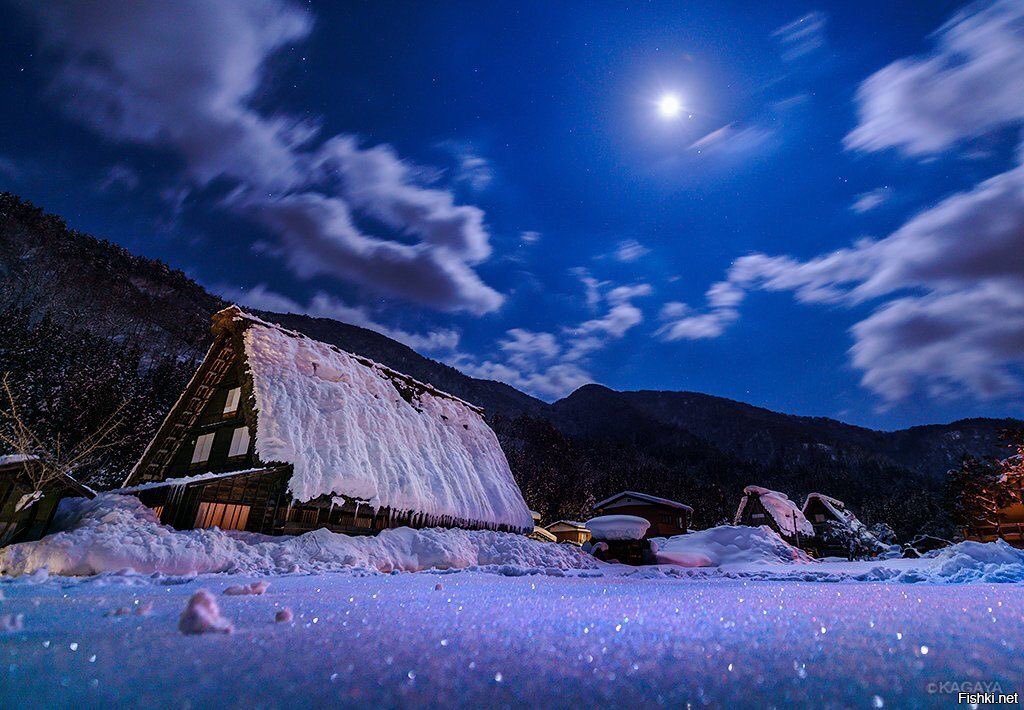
[1,572,1023,707]
[0,453,38,467]
[585,515,650,540]
[737,486,815,537]
[242,320,533,530]
[115,468,267,493]
[0,495,595,577]
[652,526,813,567]
[178,590,233,635]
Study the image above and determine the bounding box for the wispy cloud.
[614,239,650,263]
[453,280,652,400]
[850,187,892,214]
[773,11,828,62]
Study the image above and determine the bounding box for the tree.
[946,452,1020,534]
[0,373,124,510]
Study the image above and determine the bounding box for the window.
[815,513,827,523]
[751,512,765,520]
[194,502,250,531]
[191,433,215,464]
[228,426,250,457]
[223,387,242,414]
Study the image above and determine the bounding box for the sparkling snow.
[243,321,532,529]
[1,572,1022,707]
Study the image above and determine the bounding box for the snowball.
[178,590,233,635]
[585,515,651,541]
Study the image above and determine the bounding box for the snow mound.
[914,539,1024,583]
[585,515,650,540]
[652,526,813,568]
[244,321,533,530]
[0,495,597,578]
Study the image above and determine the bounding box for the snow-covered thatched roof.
[593,490,693,512]
[803,493,867,533]
[736,486,814,537]
[231,308,532,530]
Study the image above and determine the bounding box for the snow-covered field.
[2,571,1023,707]
[2,496,1024,707]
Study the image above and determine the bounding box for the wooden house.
[734,485,814,547]
[591,491,692,538]
[545,520,591,545]
[528,510,557,542]
[0,455,94,547]
[119,306,533,536]
[963,458,1024,548]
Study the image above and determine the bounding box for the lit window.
[194,502,250,531]
[751,512,765,520]
[191,433,215,464]
[223,387,242,414]
[228,426,250,457]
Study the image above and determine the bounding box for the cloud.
[773,11,827,62]
[520,230,541,245]
[689,123,775,158]
[0,155,20,180]
[454,281,652,400]
[570,267,605,309]
[18,0,504,314]
[98,164,140,192]
[845,0,1024,156]
[661,1,1024,404]
[614,239,650,263]
[850,187,891,214]
[217,283,460,353]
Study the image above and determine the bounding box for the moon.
[656,93,683,120]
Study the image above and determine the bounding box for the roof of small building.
[545,520,589,531]
[593,490,693,512]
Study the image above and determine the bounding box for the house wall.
[547,526,591,545]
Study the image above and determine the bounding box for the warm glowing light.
[657,93,683,119]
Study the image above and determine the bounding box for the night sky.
[2,0,1023,430]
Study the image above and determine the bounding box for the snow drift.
[651,526,813,567]
[585,515,650,540]
[0,495,596,577]
[242,317,533,529]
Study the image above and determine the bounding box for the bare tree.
[0,373,124,511]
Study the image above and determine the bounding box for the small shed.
[0,455,95,547]
[734,485,814,547]
[545,520,591,545]
[592,491,692,538]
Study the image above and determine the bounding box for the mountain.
[1,192,1019,539]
